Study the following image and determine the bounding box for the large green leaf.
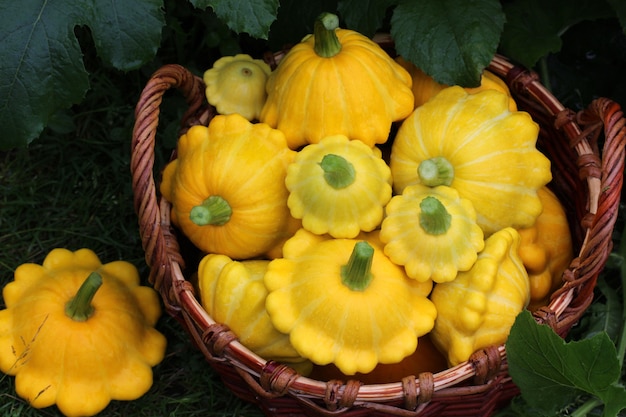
[89,0,165,70]
[507,311,626,416]
[499,0,615,69]
[191,0,279,39]
[390,0,505,87]
[0,0,165,150]
[0,1,85,151]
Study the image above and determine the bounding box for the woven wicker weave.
[130,48,626,416]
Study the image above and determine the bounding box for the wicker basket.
[130,45,626,416]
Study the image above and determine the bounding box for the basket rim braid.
[130,41,626,416]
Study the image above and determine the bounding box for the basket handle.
[131,64,210,293]
[490,55,626,328]
[549,97,626,332]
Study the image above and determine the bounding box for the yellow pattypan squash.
[160,114,296,259]
[517,186,574,309]
[380,184,484,283]
[0,248,166,417]
[264,228,436,375]
[285,134,392,238]
[197,253,312,375]
[390,86,552,235]
[203,54,271,121]
[395,56,517,111]
[260,12,414,149]
[429,228,530,366]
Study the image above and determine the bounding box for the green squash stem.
[320,154,355,189]
[65,272,102,322]
[419,196,452,235]
[190,195,232,226]
[314,12,342,58]
[341,241,374,291]
[418,157,454,186]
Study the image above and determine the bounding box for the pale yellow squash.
[264,229,436,375]
[380,184,484,283]
[430,228,530,366]
[197,254,312,375]
[390,86,552,235]
[285,134,392,238]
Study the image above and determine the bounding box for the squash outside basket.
[130,47,626,416]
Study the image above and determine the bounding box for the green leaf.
[0,0,87,150]
[191,0,279,39]
[0,0,165,150]
[500,0,615,69]
[88,0,165,71]
[580,276,623,342]
[493,395,567,417]
[601,385,626,417]
[507,311,624,415]
[390,0,505,87]
[337,0,397,37]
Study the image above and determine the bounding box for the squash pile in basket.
[160,12,574,380]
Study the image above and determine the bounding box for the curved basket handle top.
[131,64,210,292]
[489,56,626,320]
[550,97,626,332]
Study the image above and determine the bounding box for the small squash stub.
[429,228,530,366]
[197,254,312,375]
[517,186,574,309]
[380,184,484,283]
[390,86,552,235]
[203,54,271,120]
[0,248,166,417]
[160,114,296,259]
[264,228,436,375]
[260,13,414,149]
[286,134,392,238]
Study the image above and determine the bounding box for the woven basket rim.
[130,45,626,415]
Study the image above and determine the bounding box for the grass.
[0,64,264,417]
